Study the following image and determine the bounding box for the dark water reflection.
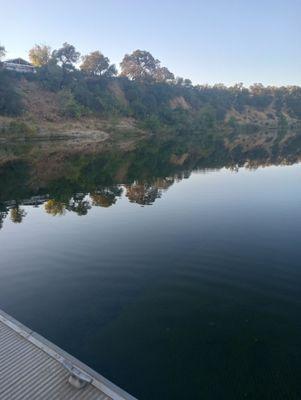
[1,139,301,399]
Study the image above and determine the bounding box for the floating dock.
[0,309,137,400]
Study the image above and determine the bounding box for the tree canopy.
[52,42,80,71]
[0,44,6,60]
[29,44,51,67]
[80,51,116,77]
[120,50,174,82]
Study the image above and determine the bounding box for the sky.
[1,0,300,86]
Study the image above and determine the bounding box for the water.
[1,147,301,399]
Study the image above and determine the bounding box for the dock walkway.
[0,309,137,400]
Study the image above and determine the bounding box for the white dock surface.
[0,309,137,400]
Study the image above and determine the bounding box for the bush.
[1,121,37,135]
[36,61,64,91]
[58,90,85,118]
[0,71,23,116]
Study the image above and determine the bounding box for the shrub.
[58,90,85,118]
[0,71,23,116]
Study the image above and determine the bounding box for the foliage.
[0,43,301,139]
[10,206,26,223]
[44,199,66,216]
[29,44,51,67]
[36,59,64,91]
[80,51,116,77]
[1,121,37,135]
[58,89,85,118]
[120,49,174,82]
[52,42,80,71]
[0,44,6,60]
[0,70,23,115]
[3,126,301,225]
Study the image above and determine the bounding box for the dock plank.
[0,310,137,400]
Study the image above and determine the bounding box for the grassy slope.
[0,79,300,157]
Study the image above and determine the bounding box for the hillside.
[1,64,301,156]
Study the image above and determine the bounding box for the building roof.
[5,58,33,66]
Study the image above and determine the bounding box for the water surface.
[1,149,301,399]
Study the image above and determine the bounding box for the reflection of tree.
[44,199,66,216]
[44,196,92,217]
[0,175,178,226]
[67,198,91,216]
[10,206,27,223]
[0,204,8,230]
[125,182,161,206]
[153,177,175,191]
[90,186,123,208]
[125,177,178,206]
[0,215,5,230]
[227,164,239,173]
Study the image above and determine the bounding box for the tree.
[50,43,80,88]
[0,44,6,60]
[125,182,160,205]
[37,59,64,91]
[67,199,91,216]
[105,64,118,78]
[58,89,83,118]
[0,72,23,115]
[29,44,51,67]
[52,42,80,72]
[175,76,184,86]
[80,51,116,77]
[0,205,8,230]
[44,199,66,216]
[183,78,192,87]
[10,206,26,223]
[90,187,123,207]
[120,50,159,80]
[120,50,173,82]
[174,77,191,86]
[155,66,174,82]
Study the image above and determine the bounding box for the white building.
[3,58,36,73]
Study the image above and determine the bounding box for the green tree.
[0,71,23,115]
[183,78,192,87]
[52,42,80,72]
[29,44,51,67]
[37,59,64,91]
[67,199,91,216]
[105,64,118,78]
[175,77,184,85]
[58,89,84,118]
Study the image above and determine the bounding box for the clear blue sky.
[1,0,300,86]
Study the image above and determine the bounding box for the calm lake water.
[1,149,301,399]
